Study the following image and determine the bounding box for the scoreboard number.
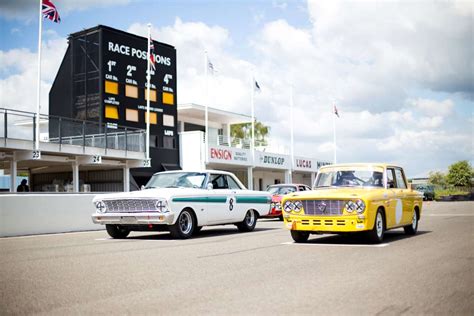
[107,60,116,72]
[126,65,136,77]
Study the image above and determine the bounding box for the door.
[225,174,246,221]
[207,173,234,224]
[385,168,399,228]
[394,168,413,225]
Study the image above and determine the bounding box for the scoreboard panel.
[101,27,177,146]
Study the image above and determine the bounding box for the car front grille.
[103,199,157,213]
[302,199,346,216]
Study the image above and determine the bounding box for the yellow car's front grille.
[302,200,346,216]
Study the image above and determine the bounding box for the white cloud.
[0,34,67,113]
[410,98,455,117]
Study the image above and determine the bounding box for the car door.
[207,173,234,224]
[225,174,246,221]
[394,168,413,225]
[385,168,399,228]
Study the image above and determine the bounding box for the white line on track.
[281,241,389,247]
[424,214,474,217]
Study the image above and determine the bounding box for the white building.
[178,103,328,190]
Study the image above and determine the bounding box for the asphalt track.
[1,201,473,315]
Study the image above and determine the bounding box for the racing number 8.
[229,198,234,211]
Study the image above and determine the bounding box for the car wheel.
[291,230,309,243]
[404,210,418,235]
[105,224,130,239]
[169,209,195,239]
[236,209,257,232]
[193,226,203,235]
[366,209,385,243]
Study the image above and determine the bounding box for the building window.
[144,89,157,102]
[125,109,139,122]
[163,136,175,149]
[162,92,174,105]
[105,105,119,119]
[105,80,118,95]
[125,85,138,98]
[163,114,174,127]
[145,112,157,125]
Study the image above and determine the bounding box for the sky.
[0,0,472,178]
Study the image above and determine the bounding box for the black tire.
[105,224,130,239]
[404,210,419,235]
[291,230,310,243]
[193,226,203,235]
[236,209,257,232]
[169,209,195,239]
[366,209,385,243]
[278,215,283,221]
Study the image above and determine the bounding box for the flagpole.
[145,23,151,160]
[35,0,43,151]
[251,76,255,164]
[333,102,337,164]
[204,51,209,165]
[290,85,294,181]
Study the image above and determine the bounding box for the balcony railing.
[0,108,146,153]
[206,134,289,154]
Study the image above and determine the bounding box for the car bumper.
[283,214,369,233]
[262,208,282,217]
[91,212,175,226]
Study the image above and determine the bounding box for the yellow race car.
[282,163,423,243]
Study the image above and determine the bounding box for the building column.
[72,161,79,193]
[247,166,253,190]
[123,165,130,192]
[10,159,17,192]
[311,172,316,188]
[284,170,292,183]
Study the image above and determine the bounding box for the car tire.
[236,209,257,232]
[169,209,195,239]
[193,226,203,235]
[404,210,418,235]
[291,230,309,243]
[366,209,385,243]
[105,224,130,239]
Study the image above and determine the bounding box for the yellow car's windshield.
[315,169,384,188]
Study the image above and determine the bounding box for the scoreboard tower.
[50,25,179,185]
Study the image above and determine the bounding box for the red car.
[265,184,311,219]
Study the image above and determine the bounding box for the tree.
[230,120,270,146]
[428,171,446,187]
[446,160,473,187]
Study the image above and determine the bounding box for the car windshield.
[145,172,207,189]
[267,186,297,195]
[315,169,384,188]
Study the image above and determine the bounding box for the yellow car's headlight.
[294,200,303,212]
[283,201,294,212]
[345,199,365,214]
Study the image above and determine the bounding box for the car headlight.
[154,199,170,213]
[345,199,365,214]
[95,201,106,213]
[283,201,294,212]
[294,200,303,212]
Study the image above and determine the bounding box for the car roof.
[319,163,402,170]
[152,170,236,176]
[268,183,308,187]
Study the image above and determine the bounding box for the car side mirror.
[207,183,213,190]
[140,185,145,190]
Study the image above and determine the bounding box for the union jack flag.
[149,38,156,70]
[42,0,61,23]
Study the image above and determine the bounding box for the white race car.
[92,170,271,239]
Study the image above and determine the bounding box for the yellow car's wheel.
[291,230,309,243]
[366,209,385,243]
[404,210,418,235]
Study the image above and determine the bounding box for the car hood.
[93,187,205,202]
[283,187,387,200]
